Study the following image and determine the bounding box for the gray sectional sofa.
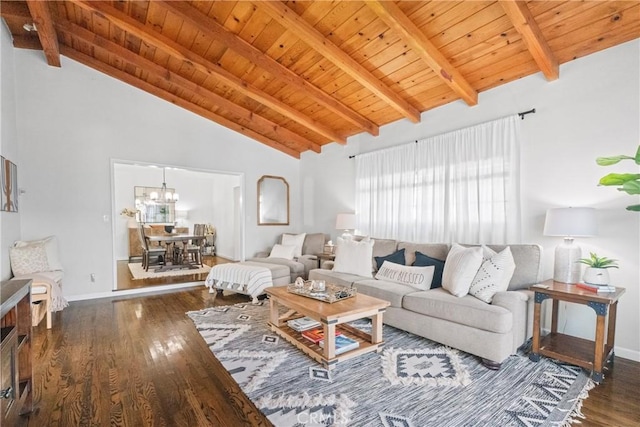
[308,238,544,368]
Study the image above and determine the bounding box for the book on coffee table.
[301,328,340,344]
[319,334,359,355]
[287,316,321,332]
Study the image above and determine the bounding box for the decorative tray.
[287,282,356,303]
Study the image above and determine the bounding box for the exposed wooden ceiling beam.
[70,0,345,145]
[12,35,42,50]
[158,0,379,136]
[0,1,31,19]
[500,0,559,81]
[365,0,478,106]
[257,0,421,123]
[25,0,60,67]
[59,46,300,159]
[56,20,318,154]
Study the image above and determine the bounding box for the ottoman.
[205,261,290,303]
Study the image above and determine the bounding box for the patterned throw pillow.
[413,251,445,288]
[469,246,516,303]
[375,261,434,291]
[9,244,50,276]
[374,248,406,270]
[13,235,63,271]
[441,244,483,297]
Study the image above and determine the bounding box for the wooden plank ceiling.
[2,1,639,158]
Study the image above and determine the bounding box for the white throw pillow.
[269,244,297,260]
[333,236,375,278]
[14,235,63,271]
[375,261,435,291]
[9,244,51,276]
[282,233,306,258]
[441,244,483,297]
[469,246,516,303]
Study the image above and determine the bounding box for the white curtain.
[355,115,521,244]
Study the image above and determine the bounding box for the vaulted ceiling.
[2,1,639,158]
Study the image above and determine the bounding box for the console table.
[1,279,33,423]
[529,279,625,383]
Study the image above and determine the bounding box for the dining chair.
[137,223,167,271]
[185,224,205,266]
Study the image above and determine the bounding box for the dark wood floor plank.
[17,286,639,427]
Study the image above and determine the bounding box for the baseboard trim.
[67,282,203,302]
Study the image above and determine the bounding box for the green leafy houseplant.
[577,252,619,269]
[596,145,640,211]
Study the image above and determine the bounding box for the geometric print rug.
[188,302,595,427]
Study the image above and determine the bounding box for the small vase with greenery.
[596,144,640,212]
[577,252,618,286]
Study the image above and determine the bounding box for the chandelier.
[150,167,179,202]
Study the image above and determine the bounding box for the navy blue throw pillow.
[374,248,406,270]
[413,251,445,288]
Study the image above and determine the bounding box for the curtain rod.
[348,108,536,159]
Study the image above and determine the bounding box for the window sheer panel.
[356,116,521,245]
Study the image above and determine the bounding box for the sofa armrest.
[492,290,531,352]
[254,251,269,258]
[298,255,319,279]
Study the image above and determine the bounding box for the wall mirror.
[258,175,289,225]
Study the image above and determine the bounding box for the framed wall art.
[1,156,18,212]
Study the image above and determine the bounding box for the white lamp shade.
[335,213,356,230]
[543,207,597,237]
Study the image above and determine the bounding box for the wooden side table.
[529,279,625,383]
[314,253,336,268]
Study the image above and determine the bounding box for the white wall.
[0,24,21,281]
[301,40,640,361]
[10,49,302,299]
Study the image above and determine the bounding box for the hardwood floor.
[19,287,640,427]
[116,255,233,291]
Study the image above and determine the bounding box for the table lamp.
[543,207,597,283]
[335,213,357,239]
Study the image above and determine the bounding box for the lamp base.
[553,238,582,284]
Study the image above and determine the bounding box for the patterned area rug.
[188,302,594,427]
[128,262,211,280]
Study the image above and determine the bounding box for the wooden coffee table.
[265,286,390,370]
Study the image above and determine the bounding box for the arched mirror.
[258,175,289,225]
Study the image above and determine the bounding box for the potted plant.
[596,144,640,212]
[577,252,618,285]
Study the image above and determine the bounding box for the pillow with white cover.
[333,236,375,277]
[14,235,63,271]
[281,233,306,258]
[269,244,297,260]
[469,246,516,303]
[375,261,435,291]
[441,244,483,297]
[9,244,50,276]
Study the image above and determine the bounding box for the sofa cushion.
[413,252,445,288]
[281,233,306,258]
[375,261,434,291]
[308,269,364,288]
[352,278,418,308]
[441,244,483,297]
[403,288,513,334]
[302,233,325,255]
[398,242,449,267]
[333,237,375,277]
[469,246,516,303]
[374,248,405,270]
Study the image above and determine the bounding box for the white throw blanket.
[15,272,69,312]
[205,264,273,303]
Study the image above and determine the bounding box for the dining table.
[146,234,206,272]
